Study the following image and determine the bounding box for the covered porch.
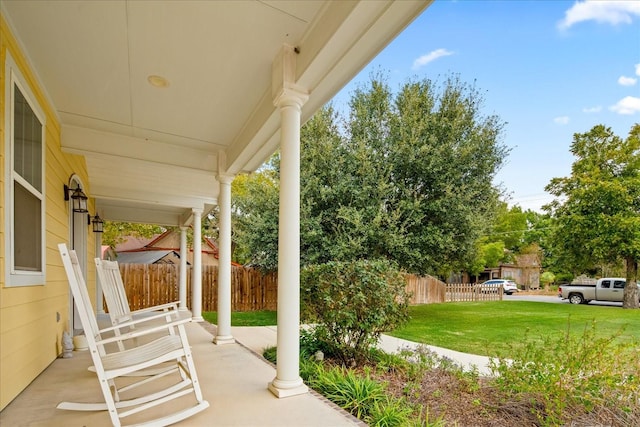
[0,315,362,426]
[0,0,431,413]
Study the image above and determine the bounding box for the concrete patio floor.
[0,315,362,427]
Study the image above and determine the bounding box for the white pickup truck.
[559,278,640,304]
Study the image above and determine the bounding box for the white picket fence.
[445,283,503,302]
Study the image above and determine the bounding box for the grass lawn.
[202,310,277,326]
[389,301,640,357]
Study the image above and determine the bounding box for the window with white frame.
[5,55,46,286]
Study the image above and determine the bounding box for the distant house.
[453,253,542,290]
[115,230,237,266]
[481,253,541,290]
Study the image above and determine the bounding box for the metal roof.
[116,250,183,265]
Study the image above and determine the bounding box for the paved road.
[505,293,623,307]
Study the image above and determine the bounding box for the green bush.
[554,271,574,284]
[540,271,555,288]
[301,259,410,364]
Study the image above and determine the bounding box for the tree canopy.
[545,124,640,308]
[234,74,508,276]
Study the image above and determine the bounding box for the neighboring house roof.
[115,229,241,266]
[115,236,156,252]
[116,250,183,265]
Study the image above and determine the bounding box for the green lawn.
[389,301,640,357]
[202,310,277,326]
[203,302,639,358]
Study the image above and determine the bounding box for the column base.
[191,316,204,322]
[213,335,235,345]
[268,378,308,398]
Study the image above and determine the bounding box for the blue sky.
[332,0,640,212]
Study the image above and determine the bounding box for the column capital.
[191,207,203,215]
[217,174,234,185]
[273,87,309,110]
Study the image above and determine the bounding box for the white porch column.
[191,209,204,322]
[268,46,309,398]
[179,226,188,311]
[214,175,235,344]
[95,232,104,314]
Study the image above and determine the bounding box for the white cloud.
[412,49,454,70]
[618,76,638,86]
[636,63,640,76]
[558,0,640,29]
[582,106,602,113]
[609,96,640,115]
[554,116,570,125]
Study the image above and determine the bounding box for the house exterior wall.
[0,17,96,410]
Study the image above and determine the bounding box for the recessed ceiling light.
[147,75,170,88]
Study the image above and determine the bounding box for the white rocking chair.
[57,243,209,426]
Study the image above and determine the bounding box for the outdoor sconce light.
[91,214,104,233]
[63,184,88,213]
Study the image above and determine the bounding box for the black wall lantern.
[91,214,104,233]
[63,184,88,213]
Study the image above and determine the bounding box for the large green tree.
[230,159,280,268]
[300,75,507,275]
[545,124,640,309]
[236,74,508,275]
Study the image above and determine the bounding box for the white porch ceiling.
[1,0,430,226]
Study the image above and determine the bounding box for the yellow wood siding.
[1,16,97,410]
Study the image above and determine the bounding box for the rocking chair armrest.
[130,301,180,316]
[95,317,191,346]
[98,310,187,335]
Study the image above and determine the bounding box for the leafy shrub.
[301,259,410,364]
[540,271,555,288]
[554,271,574,284]
[490,321,640,426]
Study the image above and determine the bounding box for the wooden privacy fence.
[405,274,446,304]
[113,264,499,312]
[120,263,178,311]
[116,264,277,312]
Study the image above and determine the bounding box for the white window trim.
[4,52,47,287]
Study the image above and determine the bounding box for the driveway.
[506,293,624,307]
